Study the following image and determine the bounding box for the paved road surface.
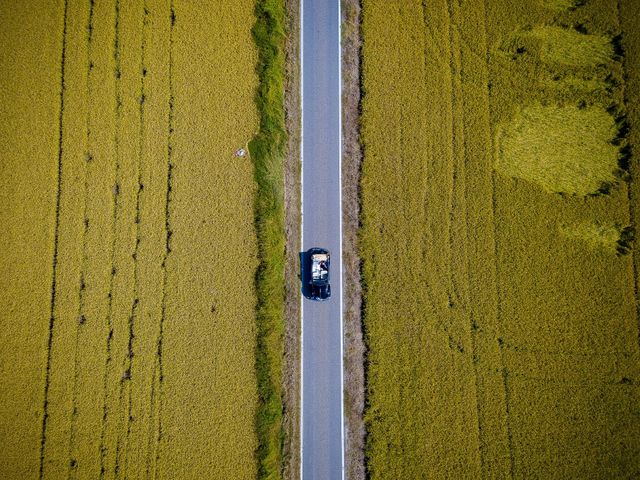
[300,0,343,479]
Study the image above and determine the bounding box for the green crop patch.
[495,105,620,195]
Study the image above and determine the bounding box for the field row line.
[39,0,69,476]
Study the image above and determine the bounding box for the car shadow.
[299,251,312,299]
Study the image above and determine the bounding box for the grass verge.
[249,1,287,478]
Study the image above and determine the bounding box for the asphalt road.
[300,0,343,479]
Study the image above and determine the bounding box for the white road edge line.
[299,0,304,477]
[338,0,345,476]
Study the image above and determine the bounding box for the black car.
[305,247,331,301]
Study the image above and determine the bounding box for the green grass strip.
[249,0,287,478]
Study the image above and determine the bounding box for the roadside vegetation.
[249,0,287,478]
[360,0,640,477]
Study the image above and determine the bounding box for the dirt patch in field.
[341,1,366,479]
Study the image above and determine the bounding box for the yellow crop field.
[360,0,640,478]
[0,0,286,479]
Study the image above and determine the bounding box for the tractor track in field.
[120,4,148,478]
[155,1,176,473]
[479,0,517,475]
[68,1,96,475]
[98,0,121,476]
[39,0,69,478]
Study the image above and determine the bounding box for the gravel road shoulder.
[341,1,365,479]
[282,0,302,478]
